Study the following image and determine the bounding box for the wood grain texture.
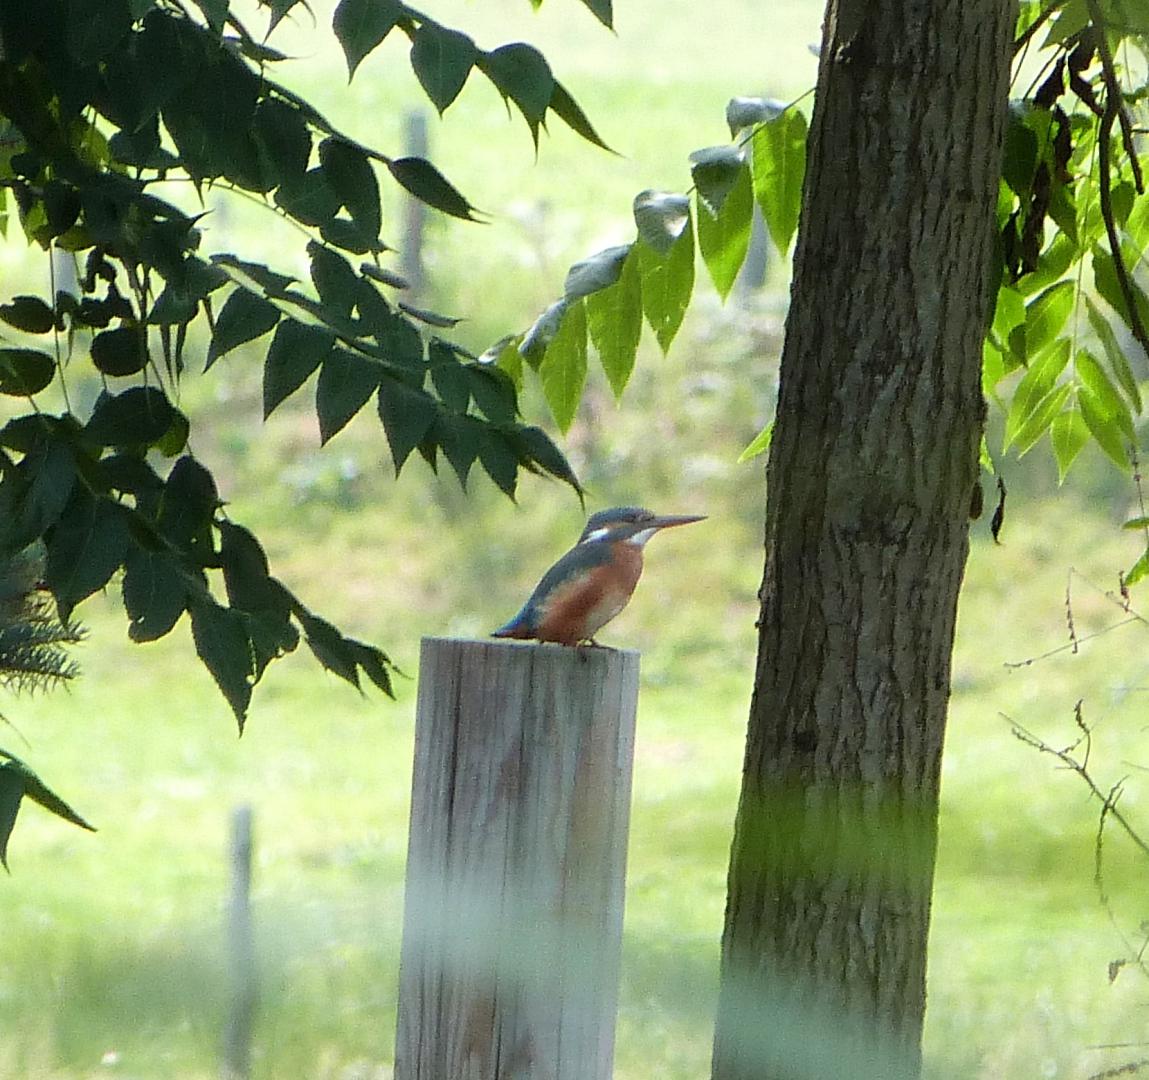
[395,637,640,1080]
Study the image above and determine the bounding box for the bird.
[491,506,706,647]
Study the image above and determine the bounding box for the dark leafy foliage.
[0,0,597,748]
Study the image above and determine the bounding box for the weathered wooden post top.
[395,636,641,1080]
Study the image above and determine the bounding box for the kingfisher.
[491,506,706,647]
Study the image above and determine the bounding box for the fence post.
[223,804,256,1080]
[395,637,641,1080]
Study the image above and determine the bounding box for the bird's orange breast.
[533,543,644,645]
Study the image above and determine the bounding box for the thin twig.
[1084,0,1145,194]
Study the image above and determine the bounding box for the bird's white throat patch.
[626,528,659,547]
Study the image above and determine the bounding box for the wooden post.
[395,637,640,1080]
[223,805,256,1080]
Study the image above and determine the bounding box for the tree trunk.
[713,2,1015,1078]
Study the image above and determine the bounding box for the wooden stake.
[395,637,640,1080]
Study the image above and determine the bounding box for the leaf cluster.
[0,0,600,735]
[989,3,1149,491]
[491,97,807,432]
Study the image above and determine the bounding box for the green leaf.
[387,157,477,220]
[0,753,95,870]
[1086,295,1142,412]
[477,427,519,498]
[190,599,255,730]
[0,295,55,333]
[252,98,311,185]
[332,0,404,78]
[1094,248,1149,345]
[751,110,807,255]
[466,364,517,422]
[696,165,753,300]
[982,338,1006,396]
[91,326,149,377]
[479,43,554,134]
[1002,107,1039,195]
[19,760,95,832]
[1050,407,1089,483]
[158,456,219,549]
[1125,546,1149,588]
[86,387,178,447]
[297,608,361,685]
[738,419,775,463]
[1076,348,1134,440]
[207,289,280,367]
[1079,385,1131,469]
[1016,233,1077,298]
[398,302,461,328]
[21,439,76,536]
[564,244,630,302]
[123,546,187,642]
[992,285,1026,348]
[1003,337,1070,450]
[46,492,131,620]
[539,298,587,432]
[520,300,568,365]
[429,341,470,411]
[513,424,582,493]
[633,190,691,255]
[316,348,383,444]
[275,168,342,227]
[308,242,361,318]
[1012,383,1071,455]
[0,348,55,396]
[0,764,22,871]
[577,0,612,27]
[587,245,642,398]
[319,138,381,244]
[548,80,612,152]
[377,378,437,474]
[410,21,477,114]
[1123,517,1149,531]
[1024,280,1074,360]
[264,320,333,418]
[690,145,747,216]
[725,96,786,137]
[435,413,480,486]
[638,216,695,354]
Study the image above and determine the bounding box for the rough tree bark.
[713,2,1016,1078]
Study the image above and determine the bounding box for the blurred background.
[3,1,1149,1077]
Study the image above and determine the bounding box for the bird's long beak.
[650,514,707,530]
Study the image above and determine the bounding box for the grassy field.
[5,0,1149,1077]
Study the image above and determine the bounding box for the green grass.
[5,484,1149,1080]
[5,0,1149,1076]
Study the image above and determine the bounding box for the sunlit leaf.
[1086,295,1142,412]
[696,165,753,300]
[1050,406,1089,483]
[738,419,774,463]
[638,215,695,354]
[750,110,807,255]
[539,297,587,432]
[587,246,642,398]
[1003,337,1069,450]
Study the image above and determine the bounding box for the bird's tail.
[491,613,534,639]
